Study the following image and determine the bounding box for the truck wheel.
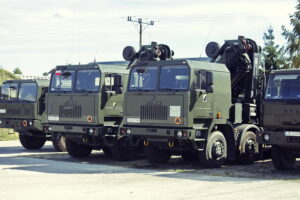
[110,137,137,161]
[272,145,296,170]
[181,151,199,161]
[145,145,171,164]
[51,133,67,152]
[19,134,46,150]
[66,139,92,158]
[199,131,227,168]
[237,131,258,164]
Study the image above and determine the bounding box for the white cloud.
[0,0,297,75]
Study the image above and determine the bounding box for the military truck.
[121,36,264,167]
[257,69,300,170]
[45,63,138,160]
[0,79,65,151]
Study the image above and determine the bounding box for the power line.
[127,16,155,48]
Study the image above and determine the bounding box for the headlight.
[29,121,33,126]
[177,130,183,137]
[0,120,2,124]
[126,129,131,134]
[263,134,270,142]
[89,128,94,134]
[48,126,52,131]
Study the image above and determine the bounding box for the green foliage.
[0,129,19,141]
[42,72,48,76]
[262,26,286,73]
[13,67,22,74]
[282,0,300,68]
[0,69,20,84]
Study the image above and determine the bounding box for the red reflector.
[55,73,61,76]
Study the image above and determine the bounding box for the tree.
[262,26,286,73]
[42,72,48,76]
[282,0,300,68]
[13,67,22,75]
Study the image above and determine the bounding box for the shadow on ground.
[1,143,300,182]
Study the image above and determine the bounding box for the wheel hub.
[212,141,224,159]
[245,139,255,154]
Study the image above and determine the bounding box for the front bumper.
[0,118,42,132]
[257,130,300,147]
[44,124,118,137]
[124,126,206,151]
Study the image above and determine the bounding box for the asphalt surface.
[1,140,300,200]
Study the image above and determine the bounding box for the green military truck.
[121,36,264,167]
[0,79,65,151]
[45,63,138,160]
[257,69,300,170]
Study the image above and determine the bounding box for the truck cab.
[122,37,264,167]
[257,69,300,170]
[0,79,49,149]
[45,63,137,160]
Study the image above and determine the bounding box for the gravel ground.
[1,140,300,200]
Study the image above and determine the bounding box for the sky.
[0,0,298,75]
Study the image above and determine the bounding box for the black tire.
[181,151,199,161]
[144,145,171,164]
[236,131,258,164]
[199,131,227,168]
[110,137,137,161]
[101,146,112,156]
[19,134,46,150]
[66,139,92,158]
[272,145,296,170]
[51,133,67,152]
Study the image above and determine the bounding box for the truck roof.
[2,79,49,87]
[271,69,300,74]
[53,64,128,75]
[133,59,229,73]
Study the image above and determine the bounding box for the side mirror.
[206,71,213,85]
[42,87,48,94]
[196,70,214,93]
[114,75,122,88]
[114,75,123,94]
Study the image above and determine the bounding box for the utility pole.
[127,16,155,49]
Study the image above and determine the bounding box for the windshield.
[159,65,189,90]
[265,74,300,100]
[50,70,75,92]
[129,66,158,91]
[18,83,37,102]
[75,69,100,92]
[0,83,18,101]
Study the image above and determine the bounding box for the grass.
[0,69,20,84]
[0,128,19,141]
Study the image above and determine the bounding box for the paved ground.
[1,140,300,200]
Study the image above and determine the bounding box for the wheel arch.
[235,124,261,154]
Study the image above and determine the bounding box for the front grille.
[24,108,30,116]
[287,137,300,143]
[59,105,81,118]
[141,105,168,120]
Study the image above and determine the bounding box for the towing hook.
[143,140,149,146]
[82,137,89,143]
[168,141,174,148]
